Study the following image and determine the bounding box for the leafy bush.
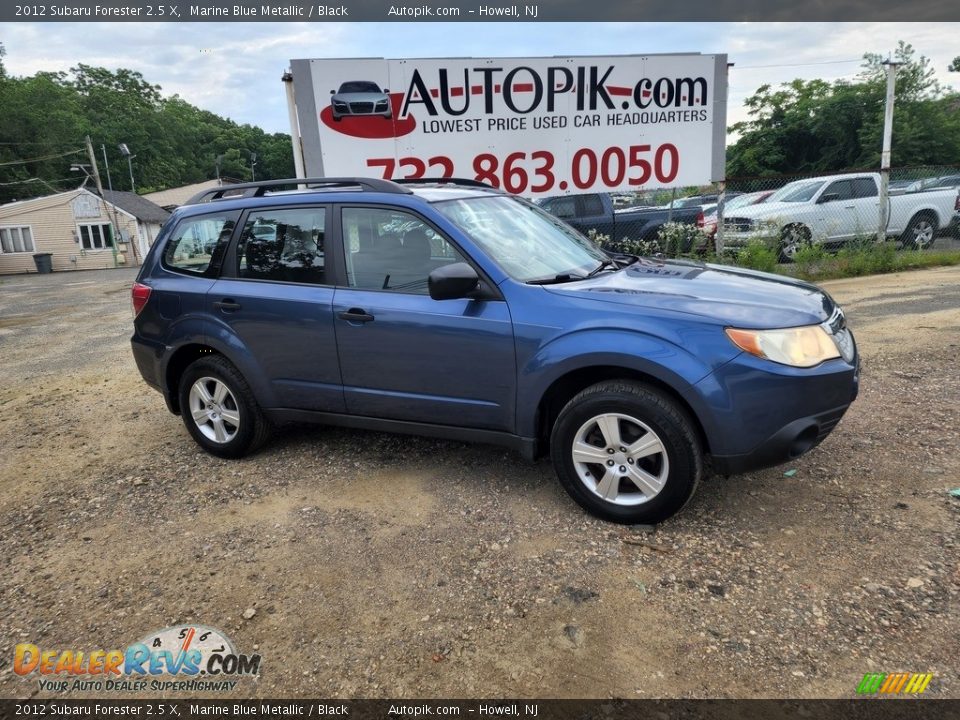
[735,241,779,273]
[656,222,709,257]
[588,229,661,257]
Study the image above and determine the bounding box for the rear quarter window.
[162,213,238,276]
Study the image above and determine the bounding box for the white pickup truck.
[722,172,960,259]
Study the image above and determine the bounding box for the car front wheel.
[178,355,271,459]
[550,381,703,524]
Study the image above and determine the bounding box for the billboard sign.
[289,54,727,197]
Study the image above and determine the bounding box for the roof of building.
[100,190,171,224]
[142,179,239,210]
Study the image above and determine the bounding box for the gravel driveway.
[0,265,957,699]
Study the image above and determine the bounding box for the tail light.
[131,282,152,317]
[696,211,705,228]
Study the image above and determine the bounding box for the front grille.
[349,102,374,113]
[724,217,755,232]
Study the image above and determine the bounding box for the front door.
[332,205,516,432]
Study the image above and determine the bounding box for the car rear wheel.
[178,355,271,459]
[901,213,937,250]
[550,381,703,524]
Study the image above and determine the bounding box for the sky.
[2,21,959,136]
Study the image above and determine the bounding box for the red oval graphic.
[320,93,415,139]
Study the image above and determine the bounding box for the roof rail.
[185,177,412,205]
[392,177,502,191]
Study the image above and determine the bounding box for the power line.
[735,59,862,70]
[0,149,85,167]
[0,176,84,186]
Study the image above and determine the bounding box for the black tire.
[900,212,937,250]
[177,355,271,459]
[779,224,812,263]
[549,380,703,524]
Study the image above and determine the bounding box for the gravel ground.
[0,265,957,699]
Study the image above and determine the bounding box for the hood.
[544,258,834,328]
[726,201,803,220]
[332,92,388,102]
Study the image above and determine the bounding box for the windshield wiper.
[526,273,586,285]
[585,258,617,278]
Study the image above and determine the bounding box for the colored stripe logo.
[857,673,933,695]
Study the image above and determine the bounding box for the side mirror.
[428,263,479,301]
[330,90,335,94]
[817,193,840,204]
[383,88,390,93]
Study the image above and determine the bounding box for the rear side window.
[236,207,327,285]
[163,214,236,276]
[578,194,604,216]
[852,178,878,198]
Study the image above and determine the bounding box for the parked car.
[700,191,774,239]
[722,172,960,259]
[329,81,392,121]
[538,192,705,249]
[131,177,859,525]
[902,175,960,193]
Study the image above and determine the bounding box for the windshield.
[435,195,607,282]
[767,180,825,203]
[339,81,381,93]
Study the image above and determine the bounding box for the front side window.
[163,214,236,276]
[342,207,466,294]
[78,223,113,251]
[436,195,607,283]
[543,197,576,219]
[823,180,854,202]
[236,207,327,285]
[0,226,35,253]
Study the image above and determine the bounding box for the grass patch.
[703,240,960,282]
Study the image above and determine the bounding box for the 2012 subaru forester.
[130,177,859,524]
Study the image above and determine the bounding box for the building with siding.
[0,188,170,275]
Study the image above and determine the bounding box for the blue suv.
[130,178,859,524]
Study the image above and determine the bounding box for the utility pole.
[878,59,899,244]
[86,136,119,268]
[86,137,137,266]
[100,144,113,192]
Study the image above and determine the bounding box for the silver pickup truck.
[723,172,960,259]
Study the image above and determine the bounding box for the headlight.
[726,325,841,367]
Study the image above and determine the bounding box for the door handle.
[214,299,241,312]
[844,206,855,209]
[339,308,375,323]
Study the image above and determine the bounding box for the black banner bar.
[2,0,959,23]
[1,700,960,720]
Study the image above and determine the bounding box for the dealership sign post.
[287,54,727,197]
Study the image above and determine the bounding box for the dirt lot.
[0,265,957,699]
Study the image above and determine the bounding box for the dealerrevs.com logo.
[14,625,260,693]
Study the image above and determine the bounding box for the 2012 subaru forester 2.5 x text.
[130,177,859,524]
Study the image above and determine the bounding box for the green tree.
[0,46,294,203]
[727,42,960,177]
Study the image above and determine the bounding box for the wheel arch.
[532,364,712,459]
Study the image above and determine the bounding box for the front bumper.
[695,339,860,476]
[710,403,851,475]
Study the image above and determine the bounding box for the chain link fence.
[558,165,960,264]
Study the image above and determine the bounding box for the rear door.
[331,204,516,432]
[206,204,345,412]
[851,177,880,238]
